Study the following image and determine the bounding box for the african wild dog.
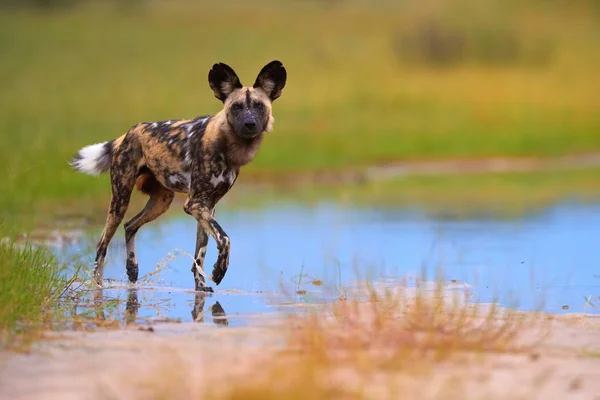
[70,61,287,292]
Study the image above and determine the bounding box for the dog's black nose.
[244,121,256,132]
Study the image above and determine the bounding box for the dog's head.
[208,61,286,139]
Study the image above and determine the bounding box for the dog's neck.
[224,131,264,167]
[212,111,265,168]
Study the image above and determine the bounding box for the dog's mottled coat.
[71,61,287,291]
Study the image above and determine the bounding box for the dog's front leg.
[191,222,211,292]
[184,200,231,287]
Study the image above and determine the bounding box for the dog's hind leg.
[94,177,136,285]
[123,185,174,283]
[93,141,140,286]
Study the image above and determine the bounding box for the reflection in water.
[88,288,229,327]
[93,288,106,321]
[125,289,141,325]
[210,301,229,326]
[192,293,229,326]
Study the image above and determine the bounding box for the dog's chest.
[209,168,238,189]
[209,167,237,204]
[209,156,239,196]
[189,154,239,207]
[166,165,237,197]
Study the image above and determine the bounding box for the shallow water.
[62,200,600,326]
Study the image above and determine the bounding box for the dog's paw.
[196,285,214,293]
[126,261,139,283]
[212,258,228,285]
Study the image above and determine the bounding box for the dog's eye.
[231,103,243,111]
[254,102,264,110]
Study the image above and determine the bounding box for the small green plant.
[289,264,309,295]
[335,260,347,300]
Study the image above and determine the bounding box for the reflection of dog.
[125,289,141,325]
[93,288,106,321]
[71,61,287,291]
[94,288,228,326]
[93,288,140,324]
[192,293,229,326]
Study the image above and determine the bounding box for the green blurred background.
[1,0,599,226]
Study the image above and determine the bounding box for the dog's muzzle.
[239,116,260,137]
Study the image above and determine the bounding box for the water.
[62,200,600,326]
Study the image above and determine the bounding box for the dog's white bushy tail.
[70,141,113,176]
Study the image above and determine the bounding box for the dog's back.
[71,115,211,195]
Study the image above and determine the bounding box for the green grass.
[0,241,70,346]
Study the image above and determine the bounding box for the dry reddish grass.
[285,281,536,367]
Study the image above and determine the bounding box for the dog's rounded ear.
[253,60,287,102]
[208,63,243,102]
